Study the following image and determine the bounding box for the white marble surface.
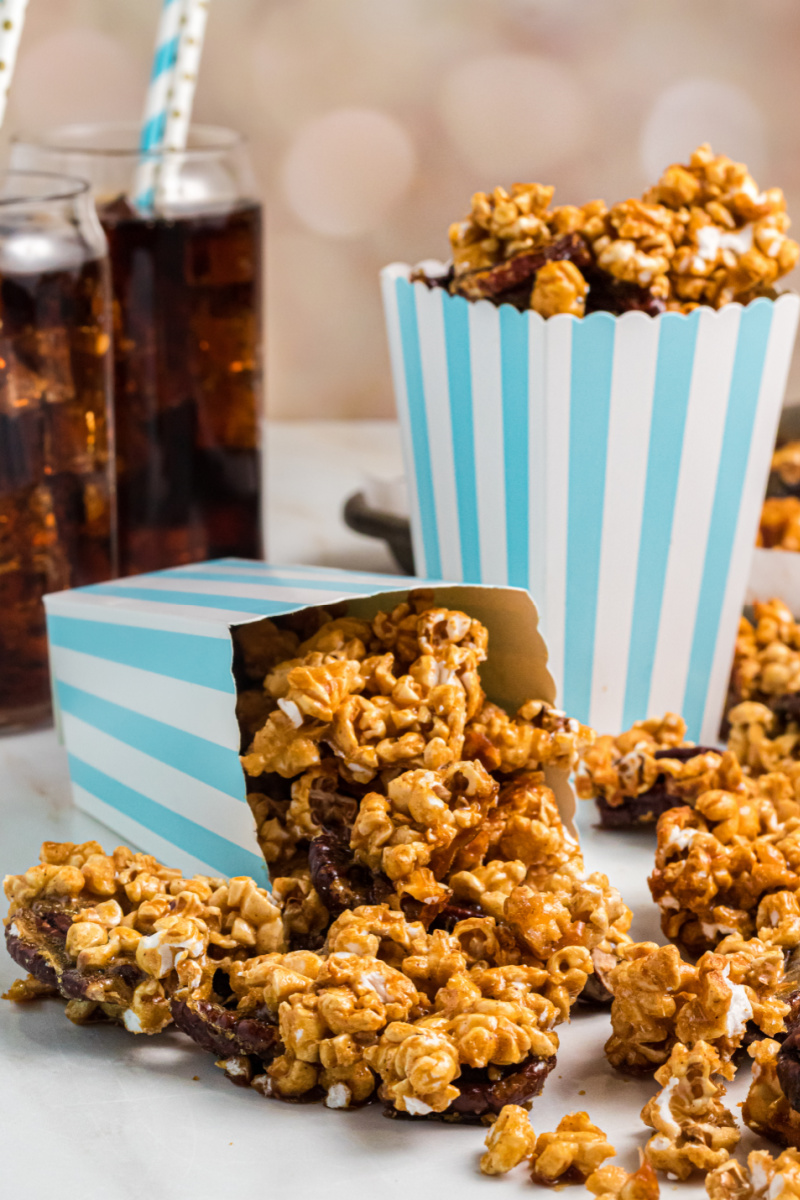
[1,421,774,1200]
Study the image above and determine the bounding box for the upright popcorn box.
[44,559,574,883]
[382,264,800,743]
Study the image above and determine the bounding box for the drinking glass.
[0,171,115,730]
[14,124,264,576]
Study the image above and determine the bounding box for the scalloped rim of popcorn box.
[43,561,577,883]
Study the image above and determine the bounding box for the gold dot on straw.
[0,62,6,71]
[3,19,12,29]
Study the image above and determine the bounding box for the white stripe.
[381,264,428,575]
[61,712,256,851]
[415,284,462,579]
[648,304,742,716]
[701,293,800,741]
[542,315,573,699]
[44,592,232,637]
[469,299,508,583]
[527,312,547,625]
[71,784,227,881]
[50,645,238,749]
[590,312,660,732]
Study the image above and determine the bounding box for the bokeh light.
[439,53,589,182]
[281,107,416,238]
[640,79,766,183]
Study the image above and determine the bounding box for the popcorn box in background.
[748,547,800,612]
[43,560,572,883]
[382,265,800,743]
[748,403,800,612]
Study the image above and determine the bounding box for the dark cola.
[0,257,114,725]
[98,198,263,576]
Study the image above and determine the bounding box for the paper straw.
[0,0,29,131]
[133,0,211,214]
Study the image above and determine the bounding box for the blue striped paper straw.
[0,0,29,131]
[133,0,211,214]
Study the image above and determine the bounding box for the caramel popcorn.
[464,699,593,776]
[649,787,800,956]
[759,498,800,552]
[728,600,800,713]
[576,712,740,828]
[727,701,800,778]
[480,1104,536,1175]
[421,144,797,315]
[743,1039,800,1149]
[641,1041,739,1179]
[605,934,788,1074]
[586,1161,661,1200]
[773,442,800,490]
[706,1148,800,1199]
[349,759,497,902]
[530,1111,615,1184]
[531,259,588,317]
[4,841,285,1035]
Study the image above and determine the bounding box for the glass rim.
[13,122,246,160]
[0,169,91,206]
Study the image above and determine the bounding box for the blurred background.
[9,0,800,418]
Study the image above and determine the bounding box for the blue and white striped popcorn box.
[382,263,800,743]
[43,561,572,883]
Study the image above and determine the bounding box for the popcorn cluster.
[421,145,798,317]
[576,712,740,828]
[3,840,282,1034]
[14,584,800,1184]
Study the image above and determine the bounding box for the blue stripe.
[68,755,267,884]
[57,682,245,799]
[139,112,166,154]
[682,299,775,736]
[134,571,406,594]
[81,584,305,614]
[442,293,481,581]
[150,34,179,80]
[500,306,529,587]
[395,278,441,577]
[563,314,616,722]
[172,561,414,585]
[622,313,701,728]
[46,615,234,693]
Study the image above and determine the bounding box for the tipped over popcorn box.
[43,560,577,884]
[382,265,800,743]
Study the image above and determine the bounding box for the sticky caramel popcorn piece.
[530,1112,614,1184]
[773,443,800,489]
[350,759,496,900]
[728,600,800,709]
[759,498,800,552]
[649,777,800,956]
[586,1161,661,1200]
[641,1041,739,1180]
[728,701,800,777]
[576,713,740,826]
[605,933,787,1075]
[531,259,588,317]
[464,699,593,775]
[706,1148,800,1199]
[480,1103,536,1175]
[743,1039,800,1149]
